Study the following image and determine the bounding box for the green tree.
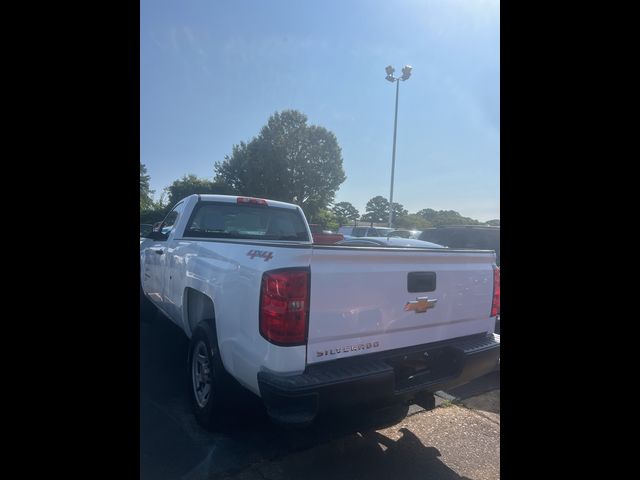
[391,202,408,225]
[363,196,389,226]
[214,110,346,218]
[140,162,154,210]
[416,208,481,227]
[395,214,433,230]
[362,196,407,227]
[486,219,500,226]
[332,202,360,227]
[140,192,170,224]
[166,174,234,206]
[310,208,340,232]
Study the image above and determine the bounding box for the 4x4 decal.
[247,250,274,261]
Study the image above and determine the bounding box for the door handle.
[154,249,164,255]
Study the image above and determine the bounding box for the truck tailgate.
[307,247,496,365]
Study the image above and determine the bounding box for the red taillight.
[237,197,268,206]
[260,268,309,346]
[491,265,500,317]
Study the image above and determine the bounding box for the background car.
[338,226,395,238]
[309,224,344,244]
[387,229,411,238]
[419,225,500,334]
[387,229,422,239]
[337,237,444,248]
[337,225,360,236]
[419,225,499,266]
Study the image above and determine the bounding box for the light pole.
[385,64,412,228]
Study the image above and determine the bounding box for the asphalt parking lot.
[140,313,500,480]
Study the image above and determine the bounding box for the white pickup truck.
[140,194,500,429]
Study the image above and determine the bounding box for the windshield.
[184,202,310,241]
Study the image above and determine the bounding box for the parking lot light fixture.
[385,65,412,227]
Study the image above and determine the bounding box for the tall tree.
[166,174,234,206]
[214,110,346,218]
[362,196,407,227]
[332,202,360,227]
[416,208,481,227]
[140,192,170,225]
[391,202,408,224]
[363,196,389,226]
[310,208,339,231]
[140,162,154,210]
[395,214,433,230]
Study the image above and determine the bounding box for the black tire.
[140,282,156,322]
[188,319,236,430]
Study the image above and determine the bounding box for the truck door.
[141,202,184,310]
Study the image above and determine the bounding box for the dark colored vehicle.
[309,224,344,244]
[419,226,500,266]
[419,225,500,334]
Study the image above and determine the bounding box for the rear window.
[184,202,310,241]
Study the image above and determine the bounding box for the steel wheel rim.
[192,340,213,408]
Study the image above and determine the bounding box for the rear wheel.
[188,320,236,430]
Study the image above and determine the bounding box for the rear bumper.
[258,332,500,425]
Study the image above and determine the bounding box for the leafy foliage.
[140,133,494,233]
[362,196,407,227]
[165,174,234,207]
[140,162,154,210]
[214,110,346,218]
[362,196,389,225]
[416,208,482,227]
[310,208,340,232]
[140,207,168,225]
[332,201,360,227]
[395,214,433,230]
[140,192,170,224]
[391,202,408,222]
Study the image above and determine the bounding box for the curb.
[434,390,459,403]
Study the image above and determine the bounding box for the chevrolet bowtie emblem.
[404,296,438,313]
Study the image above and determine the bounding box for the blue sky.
[141,0,499,221]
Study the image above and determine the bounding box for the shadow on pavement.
[140,312,495,480]
[257,427,472,480]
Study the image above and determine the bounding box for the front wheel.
[188,320,236,430]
